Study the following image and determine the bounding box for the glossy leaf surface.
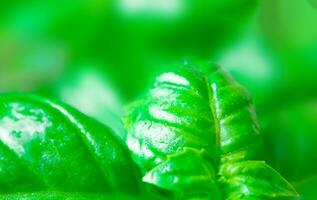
[124,62,299,199]
[144,147,220,200]
[0,94,141,198]
[219,161,298,199]
[0,192,162,200]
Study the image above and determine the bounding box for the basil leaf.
[203,64,263,162]
[0,192,161,200]
[124,62,299,199]
[144,147,220,200]
[219,161,298,199]
[0,94,141,197]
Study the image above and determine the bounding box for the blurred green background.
[0,0,316,199]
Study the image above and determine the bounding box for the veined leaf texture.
[124,62,299,199]
[0,94,144,199]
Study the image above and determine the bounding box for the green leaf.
[0,192,162,200]
[219,161,298,199]
[0,94,142,198]
[143,148,220,200]
[124,61,299,199]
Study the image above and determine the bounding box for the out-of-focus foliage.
[295,175,317,200]
[0,0,317,199]
[262,101,317,182]
[0,0,110,91]
[259,0,317,105]
[0,0,258,100]
[111,0,258,59]
[216,33,283,111]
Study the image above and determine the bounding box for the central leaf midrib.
[203,76,221,171]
